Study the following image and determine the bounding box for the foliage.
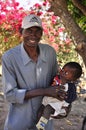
[67,0,86,34]
[0,0,79,65]
[0,0,26,56]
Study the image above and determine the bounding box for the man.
[2,14,66,130]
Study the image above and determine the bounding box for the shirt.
[2,43,57,130]
[42,76,77,117]
[54,75,77,103]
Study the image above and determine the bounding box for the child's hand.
[51,75,61,86]
[51,78,57,86]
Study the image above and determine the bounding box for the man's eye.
[26,29,32,33]
[36,29,42,34]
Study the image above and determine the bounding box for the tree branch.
[72,0,86,16]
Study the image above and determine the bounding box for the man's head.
[21,14,43,47]
[60,62,82,82]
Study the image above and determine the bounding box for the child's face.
[60,66,75,82]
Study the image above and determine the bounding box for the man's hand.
[45,85,67,101]
[56,85,68,101]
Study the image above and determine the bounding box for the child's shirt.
[53,75,77,104]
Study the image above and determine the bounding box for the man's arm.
[24,85,67,101]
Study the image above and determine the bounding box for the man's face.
[22,26,43,47]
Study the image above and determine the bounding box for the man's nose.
[30,32,37,37]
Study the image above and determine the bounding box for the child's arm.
[65,83,77,103]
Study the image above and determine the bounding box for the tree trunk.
[48,0,86,66]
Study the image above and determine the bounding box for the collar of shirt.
[21,43,46,65]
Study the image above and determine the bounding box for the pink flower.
[34,3,41,8]
[4,37,8,42]
[51,43,59,51]
[65,38,71,44]
[15,2,19,7]
[58,27,65,32]
[49,36,55,42]
[43,2,47,6]
[51,15,57,24]
[37,11,43,16]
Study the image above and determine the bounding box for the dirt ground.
[0,76,86,130]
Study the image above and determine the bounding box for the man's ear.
[19,27,23,35]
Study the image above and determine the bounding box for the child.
[36,62,82,130]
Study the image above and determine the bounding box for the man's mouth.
[29,39,36,43]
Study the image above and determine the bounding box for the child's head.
[60,62,82,82]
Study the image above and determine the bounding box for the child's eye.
[65,72,68,75]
